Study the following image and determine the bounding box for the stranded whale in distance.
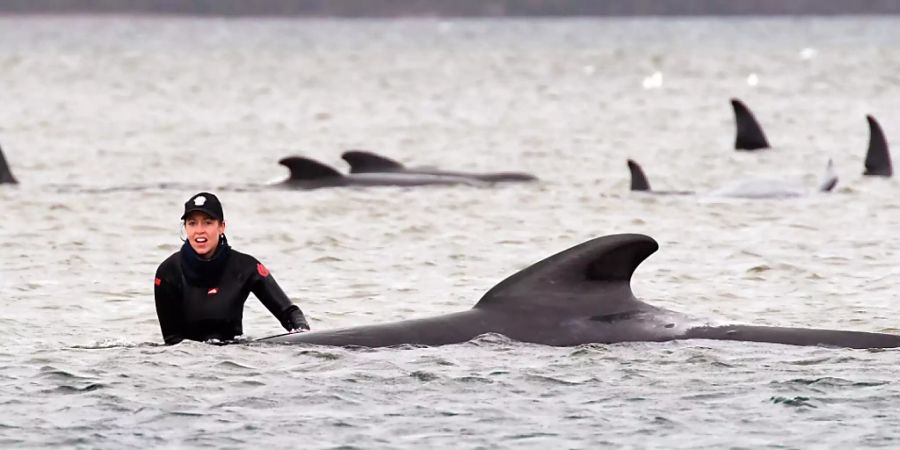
[341,150,538,183]
[259,233,900,349]
[277,156,485,189]
[626,159,837,198]
[0,145,17,184]
[732,98,771,151]
[733,99,893,178]
[864,115,893,177]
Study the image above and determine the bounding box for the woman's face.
[184,211,226,258]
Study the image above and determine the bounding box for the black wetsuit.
[154,237,309,345]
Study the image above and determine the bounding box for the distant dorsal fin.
[475,234,658,312]
[341,150,405,173]
[278,156,343,180]
[818,159,838,192]
[863,115,892,177]
[0,144,17,184]
[627,159,651,191]
[731,98,771,151]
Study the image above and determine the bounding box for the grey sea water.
[1,15,900,449]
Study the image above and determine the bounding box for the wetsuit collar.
[180,235,232,286]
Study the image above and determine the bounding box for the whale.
[626,159,837,198]
[259,233,900,349]
[341,150,538,183]
[627,160,694,195]
[863,115,892,177]
[277,156,486,190]
[732,98,771,151]
[0,145,17,184]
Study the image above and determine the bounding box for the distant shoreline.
[0,0,898,17]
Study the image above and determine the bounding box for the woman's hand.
[287,307,310,332]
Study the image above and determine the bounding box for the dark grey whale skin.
[732,98,771,151]
[864,115,892,177]
[341,150,538,183]
[0,145,16,184]
[260,234,900,349]
[277,156,484,189]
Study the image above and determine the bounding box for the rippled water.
[1,15,900,448]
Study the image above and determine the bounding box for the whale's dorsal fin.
[627,159,651,191]
[731,98,770,151]
[278,156,343,180]
[0,145,17,184]
[863,115,892,177]
[475,234,658,312]
[341,150,405,173]
[818,159,838,192]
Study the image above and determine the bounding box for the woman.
[154,192,309,344]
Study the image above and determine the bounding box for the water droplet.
[747,73,759,86]
[642,71,663,89]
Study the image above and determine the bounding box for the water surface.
[1,16,899,449]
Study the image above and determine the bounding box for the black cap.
[181,192,224,221]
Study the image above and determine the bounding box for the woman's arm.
[154,264,185,345]
[250,261,310,331]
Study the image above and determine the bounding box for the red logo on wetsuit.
[257,263,270,277]
[208,288,219,295]
[154,277,161,286]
